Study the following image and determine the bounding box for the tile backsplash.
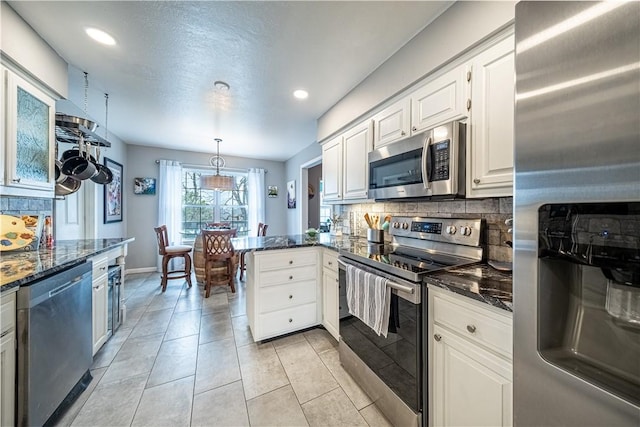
[336,197,513,262]
[0,195,53,218]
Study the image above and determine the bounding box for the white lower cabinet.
[247,248,321,341]
[321,249,339,340]
[429,287,512,427]
[91,255,109,355]
[0,292,16,427]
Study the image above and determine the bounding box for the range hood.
[55,99,111,147]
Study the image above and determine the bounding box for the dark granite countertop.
[424,263,513,312]
[0,238,134,292]
[231,233,357,253]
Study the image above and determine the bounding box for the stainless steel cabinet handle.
[335,278,339,283]
[412,126,417,132]
[434,334,442,342]
[289,318,293,323]
[12,178,21,183]
[289,275,293,280]
[328,261,332,266]
[466,324,477,333]
[289,295,293,299]
[289,260,293,265]
[401,131,406,136]
[473,178,480,184]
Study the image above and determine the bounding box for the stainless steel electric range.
[338,216,483,427]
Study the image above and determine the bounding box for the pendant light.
[200,138,234,191]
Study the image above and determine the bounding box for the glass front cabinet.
[2,66,56,195]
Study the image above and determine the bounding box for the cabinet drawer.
[323,250,339,271]
[433,293,512,357]
[91,255,109,278]
[259,280,316,314]
[258,303,318,339]
[257,250,317,272]
[259,265,317,287]
[1,293,16,334]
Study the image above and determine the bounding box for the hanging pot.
[90,145,113,185]
[61,135,97,180]
[54,160,68,184]
[55,174,81,196]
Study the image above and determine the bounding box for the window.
[181,168,248,242]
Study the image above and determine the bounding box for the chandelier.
[200,138,234,191]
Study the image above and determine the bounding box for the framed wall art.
[268,185,278,198]
[287,180,296,209]
[104,157,123,223]
[134,177,156,195]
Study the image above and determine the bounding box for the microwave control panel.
[431,140,450,181]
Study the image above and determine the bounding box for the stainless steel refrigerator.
[514,1,640,426]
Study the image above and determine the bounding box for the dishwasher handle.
[49,275,84,298]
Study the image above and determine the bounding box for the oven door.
[338,257,423,426]
[368,131,431,200]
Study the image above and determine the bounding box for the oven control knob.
[461,226,472,236]
[401,222,409,230]
[393,222,400,229]
[446,225,457,235]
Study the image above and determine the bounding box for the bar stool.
[154,225,193,292]
[202,228,237,297]
[239,222,268,281]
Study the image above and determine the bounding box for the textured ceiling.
[9,1,452,161]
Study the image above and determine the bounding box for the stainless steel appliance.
[16,261,93,426]
[107,264,123,335]
[338,216,483,427]
[368,121,466,200]
[514,2,640,425]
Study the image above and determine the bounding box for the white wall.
[284,142,322,235]
[125,144,288,270]
[317,1,516,142]
[0,2,67,97]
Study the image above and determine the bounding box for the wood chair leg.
[239,253,245,281]
[204,266,211,298]
[161,256,170,292]
[228,260,236,293]
[185,253,192,287]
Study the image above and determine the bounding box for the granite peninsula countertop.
[0,238,134,292]
[424,264,513,312]
[231,233,356,253]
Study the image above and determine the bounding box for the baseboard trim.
[126,267,158,274]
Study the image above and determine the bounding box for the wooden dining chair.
[154,225,193,292]
[202,228,237,297]
[239,222,268,281]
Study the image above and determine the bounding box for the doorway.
[299,155,322,233]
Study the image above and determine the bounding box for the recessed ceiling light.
[293,89,309,100]
[85,27,116,46]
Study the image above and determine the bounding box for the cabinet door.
[432,325,512,427]
[321,136,343,201]
[373,97,411,149]
[322,267,339,340]
[92,273,109,355]
[411,64,468,135]
[468,34,515,198]
[342,120,373,200]
[4,69,55,193]
[1,330,16,427]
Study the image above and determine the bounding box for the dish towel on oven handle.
[345,264,391,337]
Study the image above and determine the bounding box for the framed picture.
[104,157,123,223]
[134,177,156,195]
[287,180,296,209]
[268,185,278,198]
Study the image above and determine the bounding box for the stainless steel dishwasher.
[16,261,93,426]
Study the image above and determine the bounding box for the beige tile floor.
[55,272,393,427]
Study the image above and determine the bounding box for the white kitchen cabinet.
[321,120,372,202]
[467,33,515,198]
[246,248,321,341]
[411,64,469,135]
[321,135,343,202]
[321,249,339,340]
[2,66,56,196]
[372,97,411,149]
[91,254,109,355]
[0,292,16,427]
[429,287,512,427]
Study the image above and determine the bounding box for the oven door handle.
[338,259,415,294]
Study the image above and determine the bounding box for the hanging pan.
[90,145,113,184]
[61,135,97,180]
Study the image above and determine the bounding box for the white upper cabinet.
[411,64,469,135]
[342,120,373,200]
[321,119,372,202]
[467,34,515,198]
[321,135,343,202]
[372,97,411,149]
[2,67,56,196]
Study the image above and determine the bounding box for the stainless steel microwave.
[368,121,466,200]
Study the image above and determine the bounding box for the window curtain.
[247,168,266,236]
[157,160,183,271]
